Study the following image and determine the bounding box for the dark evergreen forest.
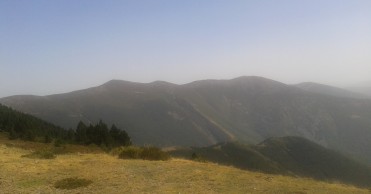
[0,104,131,148]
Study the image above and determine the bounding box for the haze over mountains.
[347,83,371,98]
[294,82,369,99]
[2,76,371,164]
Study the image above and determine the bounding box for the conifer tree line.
[74,120,132,147]
[0,104,131,147]
[0,104,64,141]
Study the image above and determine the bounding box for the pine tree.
[75,121,88,143]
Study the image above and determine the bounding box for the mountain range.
[1,76,371,164]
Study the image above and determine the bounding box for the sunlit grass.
[0,132,369,193]
[0,150,367,193]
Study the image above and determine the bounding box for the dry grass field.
[0,134,370,194]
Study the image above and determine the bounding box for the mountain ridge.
[2,76,371,164]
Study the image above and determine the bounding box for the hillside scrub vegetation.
[116,146,170,161]
[21,149,56,159]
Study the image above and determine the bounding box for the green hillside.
[171,137,371,188]
[256,137,371,187]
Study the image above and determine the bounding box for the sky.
[1,0,371,97]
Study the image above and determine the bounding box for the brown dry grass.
[0,133,369,194]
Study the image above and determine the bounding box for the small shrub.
[191,152,198,160]
[99,143,111,152]
[54,139,64,147]
[191,152,207,163]
[22,150,56,159]
[109,146,125,156]
[118,146,142,159]
[54,177,92,190]
[52,146,69,155]
[118,146,170,161]
[141,146,170,161]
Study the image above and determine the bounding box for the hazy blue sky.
[1,0,370,97]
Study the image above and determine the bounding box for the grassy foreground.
[0,139,369,193]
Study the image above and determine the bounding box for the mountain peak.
[185,76,287,89]
[230,76,286,85]
[149,80,177,87]
[103,79,135,85]
[231,75,271,81]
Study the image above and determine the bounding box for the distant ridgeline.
[0,104,131,148]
